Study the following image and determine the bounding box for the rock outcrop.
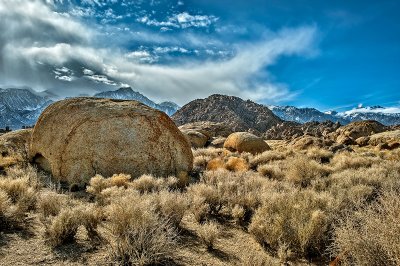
[224,132,270,154]
[264,121,341,140]
[333,120,387,144]
[178,121,233,138]
[368,130,400,149]
[29,98,193,184]
[172,94,282,135]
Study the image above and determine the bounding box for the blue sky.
[0,0,399,111]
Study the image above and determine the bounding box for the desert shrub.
[192,147,224,159]
[87,174,179,200]
[6,165,41,188]
[206,158,225,171]
[87,174,131,197]
[0,170,38,230]
[37,191,70,218]
[0,189,13,230]
[231,204,245,224]
[249,150,287,168]
[131,174,179,193]
[330,152,378,171]
[189,170,272,224]
[330,190,400,266]
[257,164,284,180]
[188,183,220,220]
[153,190,189,228]
[0,175,37,215]
[196,220,220,250]
[105,190,178,265]
[45,207,81,247]
[193,155,212,171]
[78,204,104,239]
[285,156,331,187]
[306,148,333,163]
[44,203,103,247]
[249,189,333,258]
[225,157,249,172]
[241,250,277,266]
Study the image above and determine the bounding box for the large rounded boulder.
[224,132,270,154]
[29,98,193,184]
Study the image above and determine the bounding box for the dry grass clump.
[87,174,179,200]
[330,190,400,266]
[206,156,249,172]
[0,188,14,230]
[306,148,333,163]
[257,164,284,180]
[131,175,178,193]
[44,203,103,247]
[86,174,131,196]
[0,169,38,230]
[37,190,70,218]
[249,150,288,168]
[224,157,249,172]
[285,156,331,187]
[153,190,189,228]
[189,170,270,224]
[104,190,178,265]
[330,152,379,171]
[192,147,224,158]
[249,189,333,259]
[196,220,221,250]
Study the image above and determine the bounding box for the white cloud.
[342,106,400,115]
[154,46,190,54]
[137,12,219,29]
[125,50,158,63]
[0,0,318,105]
[83,68,95,75]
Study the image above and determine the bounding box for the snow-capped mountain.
[93,87,180,116]
[336,106,400,125]
[270,105,400,126]
[269,105,349,124]
[0,87,180,130]
[0,88,53,129]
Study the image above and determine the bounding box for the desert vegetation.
[1,143,400,265]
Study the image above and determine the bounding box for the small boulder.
[224,132,270,154]
[178,121,234,138]
[209,137,226,148]
[29,98,193,184]
[182,130,209,148]
[355,136,370,147]
[336,135,355,145]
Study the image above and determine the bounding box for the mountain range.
[0,87,180,129]
[0,87,399,130]
[269,105,400,126]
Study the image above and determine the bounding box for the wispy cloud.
[137,12,219,30]
[0,0,318,105]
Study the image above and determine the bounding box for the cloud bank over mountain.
[0,0,318,105]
